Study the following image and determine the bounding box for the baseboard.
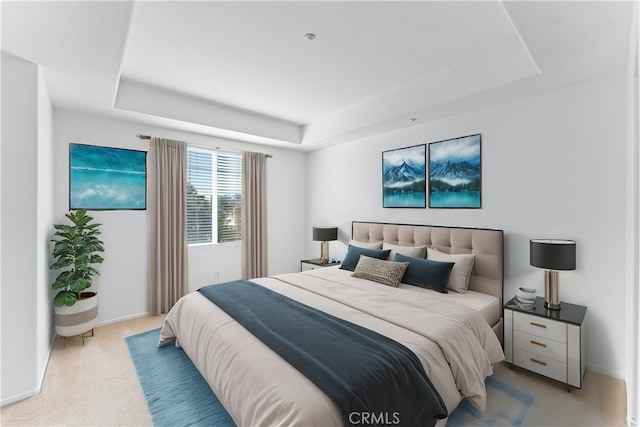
[586,363,625,380]
[96,311,150,328]
[1,387,41,407]
[1,330,56,407]
[38,329,56,389]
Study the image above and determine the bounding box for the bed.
[159,221,505,426]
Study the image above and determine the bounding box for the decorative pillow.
[383,242,427,260]
[349,240,383,250]
[352,255,409,288]
[427,248,475,293]
[393,253,454,294]
[340,245,391,272]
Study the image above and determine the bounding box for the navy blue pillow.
[340,245,391,272]
[394,253,454,294]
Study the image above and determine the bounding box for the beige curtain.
[242,152,268,279]
[148,138,188,315]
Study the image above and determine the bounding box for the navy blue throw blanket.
[199,280,447,427]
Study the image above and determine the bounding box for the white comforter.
[159,267,504,426]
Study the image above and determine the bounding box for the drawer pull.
[530,340,547,348]
[530,321,547,329]
[530,358,548,366]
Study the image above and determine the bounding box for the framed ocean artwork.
[428,134,481,209]
[69,143,147,210]
[382,144,426,208]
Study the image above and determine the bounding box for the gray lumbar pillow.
[351,255,409,288]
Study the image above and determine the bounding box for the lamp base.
[544,270,561,310]
[320,241,329,264]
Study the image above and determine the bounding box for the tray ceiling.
[2,1,635,150]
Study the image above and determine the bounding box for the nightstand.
[300,258,341,272]
[504,296,586,389]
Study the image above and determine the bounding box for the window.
[186,147,242,244]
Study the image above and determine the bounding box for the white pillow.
[427,248,475,293]
[349,239,383,250]
[382,242,427,260]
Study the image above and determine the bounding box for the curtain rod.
[136,134,273,158]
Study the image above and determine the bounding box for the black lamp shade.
[530,239,576,270]
[313,226,338,242]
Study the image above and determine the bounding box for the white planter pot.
[54,292,98,338]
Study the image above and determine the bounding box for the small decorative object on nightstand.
[504,296,586,390]
[300,258,341,272]
[312,226,338,264]
[515,287,536,310]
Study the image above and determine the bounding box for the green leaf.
[86,266,100,277]
[52,271,74,288]
[50,257,74,270]
[51,245,69,255]
[54,291,77,307]
[53,224,72,232]
[69,277,91,294]
[83,242,104,254]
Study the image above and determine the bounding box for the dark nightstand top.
[505,296,587,326]
[301,258,341,267]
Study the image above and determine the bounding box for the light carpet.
[126,328,533,426]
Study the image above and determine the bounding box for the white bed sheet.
[304,266,501,326]
[159,268,504,426]
[443,290,501,326]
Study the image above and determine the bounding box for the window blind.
[217,152,242,243]
[186,148,242,245]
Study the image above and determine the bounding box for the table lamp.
[313,226,338,264]
[530,239,576,310]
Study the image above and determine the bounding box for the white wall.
[626,6,639,423]
[36,67,55,388]
[53,112,307,321]
[53,113,149,325]
[306,76,629,379]
[1,53,54,405]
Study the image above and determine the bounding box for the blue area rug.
[125,328,235,427]
[126,328,533,426]
[447,375,534,426]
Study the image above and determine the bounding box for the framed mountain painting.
[428,134,481,208]
[382,144,426,208]
[69,143,147,210]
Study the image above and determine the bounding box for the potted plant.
[50,209,105,342]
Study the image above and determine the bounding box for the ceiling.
[1,1,635,151]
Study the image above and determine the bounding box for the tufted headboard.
[352,221,504,334]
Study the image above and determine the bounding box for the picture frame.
[428,134,481,209]
[69,143,147,210]
[382,144,426,208]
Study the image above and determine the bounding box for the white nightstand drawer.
[514,311,566,343]
[514,349,567,383]
[514,330,566,363]
[301,263,319,271]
